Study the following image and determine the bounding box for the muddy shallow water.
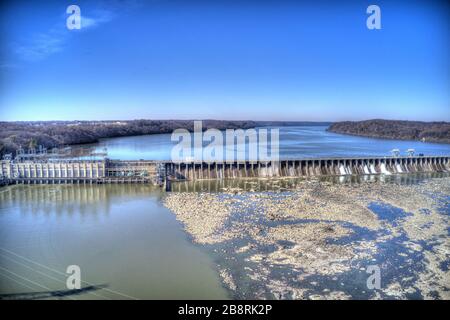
[163,173,450,299]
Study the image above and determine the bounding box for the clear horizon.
[0,118,450,123]
[1,0,449,122]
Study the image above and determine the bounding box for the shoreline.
[328,120,450,144]
[0,120,329,157]
[328,129,450,145]
[163,174,450,299]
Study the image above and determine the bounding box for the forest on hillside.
[328,120,450,144]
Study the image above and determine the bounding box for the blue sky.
[0,0,448,121]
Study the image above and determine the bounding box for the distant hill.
[0,120,329,157]
[328,120,450,144]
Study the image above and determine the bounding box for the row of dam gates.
[0,156,449,185]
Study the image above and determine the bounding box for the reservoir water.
[80,126,450,160]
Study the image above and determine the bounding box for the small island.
[328,119,450,144]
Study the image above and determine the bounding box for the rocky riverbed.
[163,175,450,300]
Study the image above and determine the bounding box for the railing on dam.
[0,156,449,185]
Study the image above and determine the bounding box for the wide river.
[0,126,449,299]
[81,125,450,160]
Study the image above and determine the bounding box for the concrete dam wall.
[165,156,450,181]
[0,160,161,184]
[0,156,449,185]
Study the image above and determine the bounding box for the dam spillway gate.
[0,156,449,186]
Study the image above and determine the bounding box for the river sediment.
[163,175,450,299]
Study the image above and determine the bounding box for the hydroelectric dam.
[1,156,449,186]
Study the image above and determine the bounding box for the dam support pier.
[1,156,449,186]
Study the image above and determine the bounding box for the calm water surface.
[0,184,229,299]
[81,126,450,160]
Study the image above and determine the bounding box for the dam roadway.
[0,156,449,185]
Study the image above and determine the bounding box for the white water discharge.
[363,165,370,174]
[288,167,295,176]
[260,167,268,177]
[396,164,403,173]
[370,164,377,174]
[380,163,391,175]
[339,164,348,175]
